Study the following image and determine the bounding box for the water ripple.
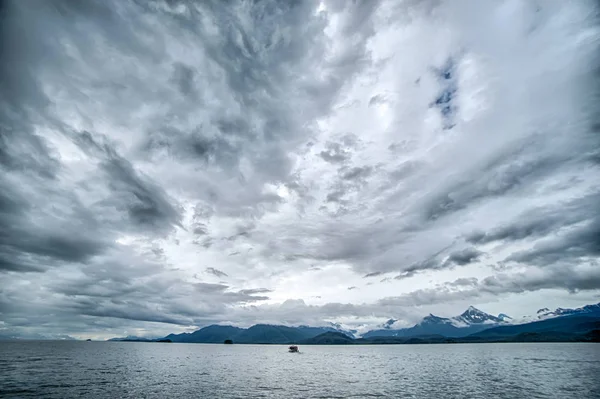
[0,342,598,398]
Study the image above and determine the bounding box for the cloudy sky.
[1,0,599,340]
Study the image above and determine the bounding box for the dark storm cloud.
[325,189,346,204]
[1,253,272,332]
[394,271,416,280]
[102,152,183,232]
[0,130,58,179]
[194,282,230,293]
[0,255,44,273]
[205,267,228,278]
[1,0,311,332]
[80,307,190,326]
[74,130,183,234]
[396,258,441,277]
[193,224,209,235]
[143,126,242,168]
[325,164,374,205]
[377,286,481,308]
[319,142,352,164]
[0,2,106,273]
[340,166,373,181]
[194,283,272,302]
[0,0,182,276]
[0,164,110,274]
[383,264,600,309]
[447,277,479,287]
[234,298,419,328]
[479,265,600,294]
[506,219,600,266]
[446,247,483,266]
[3,232,106,265]
[467,193,600,245]
[1,0,599,339]
[238,288,272,295]
[388,243,460,279]
[378,245,482,282]
[422,134,576,222]
[368,94,386,107]
[462,193,600,269]
[43,255,163,302]
[113,0,349,223]
[170,62,198,99]
[0,0,58,176]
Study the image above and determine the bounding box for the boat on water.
[288,345,299,353]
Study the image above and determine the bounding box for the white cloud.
[0,0,598,338]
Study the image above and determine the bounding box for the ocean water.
[1,342,599,398]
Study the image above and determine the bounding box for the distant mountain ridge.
[164,325,245,343]
[108,335,155,342]
[106,302,600,344]
[363,305,509,338]
[301,313,600,344]
[470,314,600,338]
[536,303,600,320]
[157,324,354,344]
[300,320,600,345]
[108,305,512,342]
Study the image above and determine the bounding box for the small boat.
[288,345,299,353]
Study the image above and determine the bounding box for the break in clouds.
[1,0,599,339]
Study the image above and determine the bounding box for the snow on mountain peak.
[498,313,513,321]
[419,314,452,325]
[383,319,398,329]
[537,302,600,319]
[456,306,503,324]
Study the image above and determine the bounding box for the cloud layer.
[1,0,599,339]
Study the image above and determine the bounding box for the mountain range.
[536,302,600,319]
[363,306,506,338]
[161,324,353,344]
[108,302,600,344]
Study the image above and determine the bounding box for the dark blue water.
[1,342,599,398]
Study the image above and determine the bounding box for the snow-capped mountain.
[362,306,510,338]
[455,306,503,325]
[498,313,513,322]
[419,314,455,326]
[537,303,600,319]
[325,322,358,338]
[382,319,398,329]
